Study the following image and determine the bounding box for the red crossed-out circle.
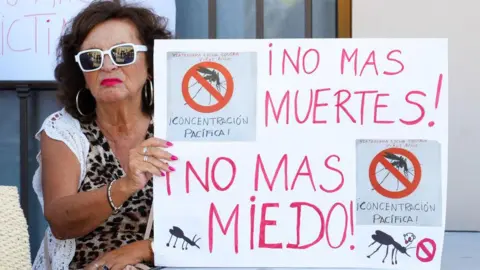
[181,61,234,113]
[416,238,437,263]
[369,147,422,199]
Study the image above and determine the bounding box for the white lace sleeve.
[31,108,90,270]
[32,108,89,212]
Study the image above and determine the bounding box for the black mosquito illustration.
[166,226,201,250]
[372,151,417,191]
[366,230,416,265]
[185,66,228,105]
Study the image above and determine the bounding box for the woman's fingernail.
[171,155,178,161]
[166,141,173,147]
[161,172,165,177]
[168,166,175,172]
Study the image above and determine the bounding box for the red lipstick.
[101,78,122,86]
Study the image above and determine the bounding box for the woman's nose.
[101,54,117,71]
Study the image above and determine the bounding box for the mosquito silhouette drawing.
[185,65,228,105]
[166,226,201,250]
[371,151,417,191]
[366,230,416,265]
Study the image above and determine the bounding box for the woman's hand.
[124,137,177,192]
[84,240,153,270]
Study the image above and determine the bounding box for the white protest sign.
[0,0,175,82]
[153,38,448,269]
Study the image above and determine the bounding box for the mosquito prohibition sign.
[182,61,234,113]
[369,147,422,199]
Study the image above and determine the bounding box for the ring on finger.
[143,155,148,162]
[143,146,148,154]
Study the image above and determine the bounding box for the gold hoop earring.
[144,79,153,106]
[76,88,88,116]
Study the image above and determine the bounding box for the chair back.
[0,185,32,269]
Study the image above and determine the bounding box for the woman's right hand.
[124,137,177,192]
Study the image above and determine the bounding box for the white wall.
[352,0,480,231]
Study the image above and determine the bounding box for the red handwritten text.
[268,43,321,76]
[340,48,405,76]
[268,43,405,77]
[0,13,69,56]
[208,197,354,253]
[263,81,443,127]
[253,153,344,193]
[167,154,354,254]
[183,156,237,194]
[264,44,443,127]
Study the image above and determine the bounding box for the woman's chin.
[96,89,131,104]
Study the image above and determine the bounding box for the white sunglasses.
[74,43,148,72]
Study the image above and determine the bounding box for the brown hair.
[54,0,173,123]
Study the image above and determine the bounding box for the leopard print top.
[68,119,155,269]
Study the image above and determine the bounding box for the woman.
[31,1,175,269]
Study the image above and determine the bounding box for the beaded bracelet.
[107,179,121,214]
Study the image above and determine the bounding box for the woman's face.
[80,19,148,104]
